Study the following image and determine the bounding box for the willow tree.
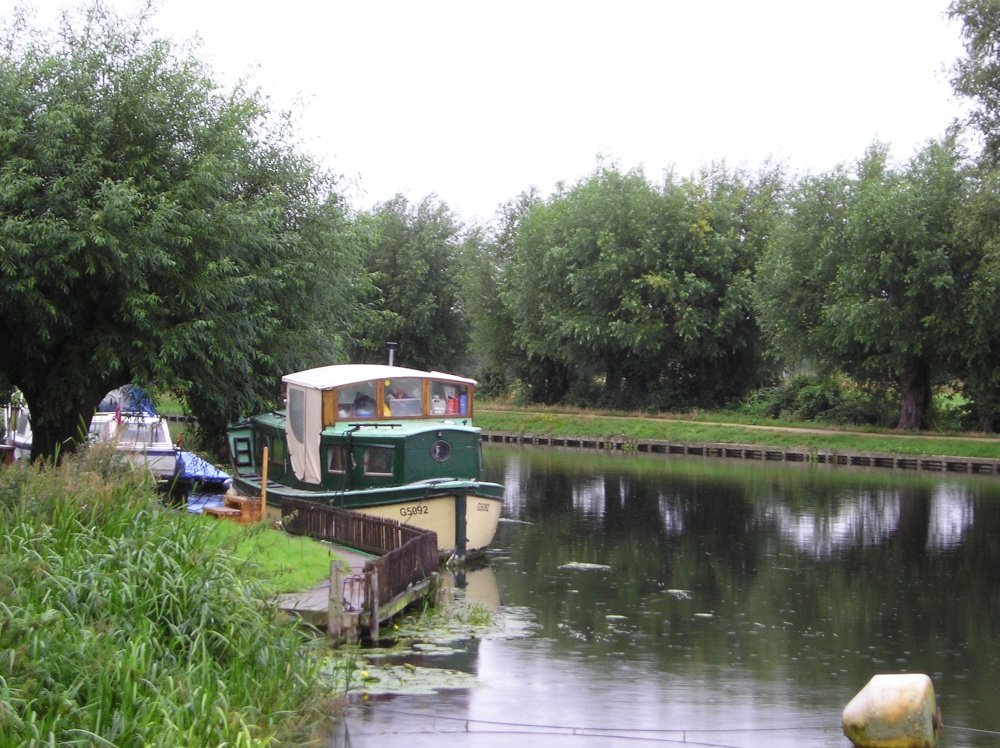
[503,162,778,409]
[756,140,975,430]
[0,4,368,460]
[348,194,468,372]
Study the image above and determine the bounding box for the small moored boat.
[3,387,179,480]
[225,363,504,556]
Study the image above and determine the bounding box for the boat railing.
[279,497,439,620]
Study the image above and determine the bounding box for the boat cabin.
[233,364,482,493]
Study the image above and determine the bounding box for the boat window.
[88,419,114,441]
[269,438,285,465]
[337,381,378,419]
[383,377,423,417]
[362,446,394,476]
[326,445,347,474]
[120,423,157,445]
[288,388,305,442]
[430,381,470,416]
[232,436,253,467]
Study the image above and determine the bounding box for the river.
[330,444,1000,747]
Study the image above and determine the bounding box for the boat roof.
[282,364,476,391]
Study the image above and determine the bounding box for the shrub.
[741,374,897,427]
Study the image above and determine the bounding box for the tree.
[348,194,469,371]
[946,0,1000,431]
[950,167,1000,431]
[503,161,778,410]
[950,0,1000,166]
[460,190,540,395]
[756,140,975,430]
[0,3,368,460]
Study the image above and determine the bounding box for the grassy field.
[475,405,1000,460]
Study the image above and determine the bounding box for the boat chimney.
[386,341,399,367]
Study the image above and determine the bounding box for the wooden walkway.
[274,543,372,623]
[482,432,1000,476]
[276,498,440,642]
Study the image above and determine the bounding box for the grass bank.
[0,445,349,747]
[475,405,1000,461]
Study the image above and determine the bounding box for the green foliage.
[0,449,332,746]
[460,191,540,390]
[0,3,369,460]
[755,139,977,430]
[741,374,898,428]
[950,0,1000,166]
[489,160,781,410]
[348,194,469,371]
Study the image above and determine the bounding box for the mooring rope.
[351,704,836,747]
[942,723,1000,738]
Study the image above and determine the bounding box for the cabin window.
[362,446,394,476]
[326,445,347,474]
[269,437,285,466]
[232,436,253,467]
[337,381,378,419]
[288,388,305,442]
[119,423,155,445]
[430,381,470,416]
[383,377,423,417]
[88,419,114,442]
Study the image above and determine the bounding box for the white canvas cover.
[286,384,324,484]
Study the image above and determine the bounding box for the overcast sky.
[2,0,972,224]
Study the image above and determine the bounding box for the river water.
[331,445,1000,747]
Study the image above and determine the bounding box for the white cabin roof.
[282,364,476,391]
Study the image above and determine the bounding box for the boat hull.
[350,492,503,555]
[229,476,503,555]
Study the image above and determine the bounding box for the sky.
[1,0,972,224]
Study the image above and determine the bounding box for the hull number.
[477,502,491,512]
[400,505,429,517]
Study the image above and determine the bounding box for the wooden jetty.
[276,498,440,642]
[482,432,1000,476]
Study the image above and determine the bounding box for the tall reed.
[0,445,332,746]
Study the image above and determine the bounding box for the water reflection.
[334,446,1000,747]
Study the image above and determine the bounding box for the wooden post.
[260,446,268,520]
[369,569,380,643]
[454,494,467,564]
[328,561,344,640]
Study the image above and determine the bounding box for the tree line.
[4,1,1000,461]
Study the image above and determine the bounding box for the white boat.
[3,388,179,480]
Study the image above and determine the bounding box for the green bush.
[0,448,332,747]
[741,374,898,427]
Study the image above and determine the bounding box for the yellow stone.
[842,673,940,748]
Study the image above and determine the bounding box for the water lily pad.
[348,664,480,695]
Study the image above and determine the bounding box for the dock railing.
[279,497,440,640]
